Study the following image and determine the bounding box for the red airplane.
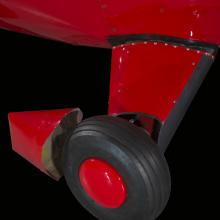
[1,1,219,220]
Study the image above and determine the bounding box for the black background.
[0,29,219,219]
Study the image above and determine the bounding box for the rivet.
[101,4,107,9]
[112,27,117,33]
[129,119,135,124]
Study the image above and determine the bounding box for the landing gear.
[63,116,171,220]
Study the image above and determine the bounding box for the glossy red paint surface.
[109,42,208,122]
[0,0,220,47]
[8,108,74,173]
[79,159,127,208]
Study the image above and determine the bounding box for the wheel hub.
[79,158,127,208]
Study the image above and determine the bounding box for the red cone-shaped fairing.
[8,108,82,179]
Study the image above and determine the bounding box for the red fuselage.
[0,0,220,47]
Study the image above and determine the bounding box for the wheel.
[63,116,171,220]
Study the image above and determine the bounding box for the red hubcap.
[79,158,127,208]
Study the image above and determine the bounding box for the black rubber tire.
[63,116,171,220]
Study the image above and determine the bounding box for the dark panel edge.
[109,34,218,53]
